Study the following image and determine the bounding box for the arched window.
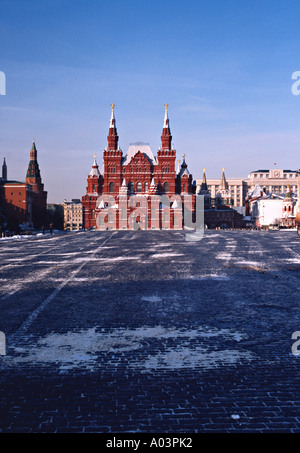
[109,182,115,193]
[164,182,169,193]
[144,182,148,192]
[137,182,142,193]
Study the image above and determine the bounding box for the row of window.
[253,173,295,179]
[109,181,170,193]
[108,166,173,174]
[127,166,148,173]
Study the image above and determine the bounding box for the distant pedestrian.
[50,223,53,235]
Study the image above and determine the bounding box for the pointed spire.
[107,104,119,151]
[163,104,169,129]
[220,167,228,190]
[26,139,41,180]
[2,157,7,181]
[285,185,292,200]
[161,104,172,150]
[30,138,37,161]
[31,138,37,151]
[110,103,116,129]
[90,154,100,177]
[201,168,208,191]
[181,153,187,168]
[176,159,181,174]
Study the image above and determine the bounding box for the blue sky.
[1,0,300,202]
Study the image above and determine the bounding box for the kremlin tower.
[26,139,47,227]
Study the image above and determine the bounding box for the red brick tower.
[155,104,176,194]
[161,103,172,151]
[25,139,47,227]
[176,153,193,194]
[103,104,123,195]
[282,185,295,227]
[82,154,103,229]
[2,158,7,181]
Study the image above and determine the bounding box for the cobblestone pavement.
[0,229,300,433]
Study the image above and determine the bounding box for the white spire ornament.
[163,104,169,129]
[89,154,100,177]
[110,103,116,128]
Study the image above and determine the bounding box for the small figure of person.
[49,223,53,235]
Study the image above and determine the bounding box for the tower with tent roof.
[25,139,47,227]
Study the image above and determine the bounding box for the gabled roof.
[122,143,157,166]
[248,183,264,199]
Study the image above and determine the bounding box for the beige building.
[247,169,298,195]
[197,168,299,208]
[63,199,83,230]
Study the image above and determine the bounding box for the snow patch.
[235,260,263,266]
[141,296,163,303]
[150,253,184,258]
[216,253,232,260]
[5,326,252,372]
[188,274,230,281]
[141,348,253,371]
[284,258,300,264]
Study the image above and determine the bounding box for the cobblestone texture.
[0,229,300,432]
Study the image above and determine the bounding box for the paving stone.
[0,230,300,432]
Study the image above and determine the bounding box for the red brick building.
[82,105,196,230]
[0,158,33,230]
[0,140,47,231]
